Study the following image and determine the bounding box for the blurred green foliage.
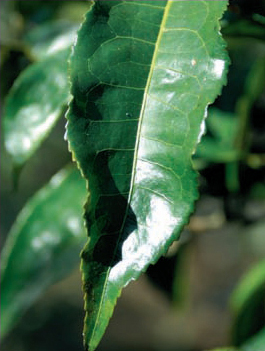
[1,1,265,351]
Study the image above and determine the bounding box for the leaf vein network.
[155,65,201,87]
[121,1,165,10]
[90,119,139,124]
[147,94,185,115]
[96,148,135,153]
[100,82,145,90]
[136,185,174,204]
[142,135,183,148]
[99,192,130,197]
[138,157,182,181]
[115,35,155,46]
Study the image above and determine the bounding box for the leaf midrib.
[88,0,171,347]
[128,0,172,205]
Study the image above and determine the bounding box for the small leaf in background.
[23,21,79,60]
[4,48,71,168]
[235,57,265,157]
[222,18,265,42]
[195,108,239,163]
[0,167,87,338]
[230,259,265,346]
[67,1,229,349]
[241,327,265,351]
[205,327,265,351]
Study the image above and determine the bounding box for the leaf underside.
[66,1,229,350]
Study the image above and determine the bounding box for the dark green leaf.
[0,167,87,338]
[66,1,229,349]
[222,18,265,41]
[236,57,265,156]
[4,48,71,168]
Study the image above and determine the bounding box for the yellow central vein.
[88,1,171,347]
[128,1,172,205]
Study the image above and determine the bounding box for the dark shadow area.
[82,148,137,267]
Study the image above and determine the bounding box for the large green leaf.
[3,48,71,168]
[0,167,86,338]
[66,1,229,349]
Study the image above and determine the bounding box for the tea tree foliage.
[67,1,228,349]
[1,1,265,351]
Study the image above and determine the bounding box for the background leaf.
[196,108,239,163]
[230,259,265,346]
[241,327,265,351]
[206,327,265,351]
[0,167,87,338]
[3,48,71,168]
[23,21,79,60]
[67,1,229,349]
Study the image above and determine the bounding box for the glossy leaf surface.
[4,48,71,167]
[0,167,87,337]
[24,21,78,60]
[66,1,229,349]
